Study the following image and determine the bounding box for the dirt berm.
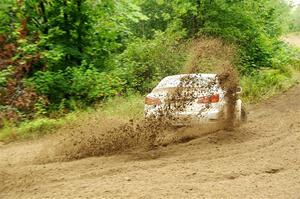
[0,79,300,198]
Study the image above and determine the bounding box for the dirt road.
[284,34,300,48]
[1,81,300,198]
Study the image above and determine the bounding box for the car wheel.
[240,105,247,123]
[233,105,247,128]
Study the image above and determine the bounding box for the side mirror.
[236,86,242,94]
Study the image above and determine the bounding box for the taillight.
[210,94,219,103]
[145,96,161,106]
[197,94,219,104]
[197,96,210,104]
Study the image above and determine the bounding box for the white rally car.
[144,74,246,126]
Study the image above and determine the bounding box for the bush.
[29,70,69,104]
[241,69,294,103]
[116,30,186,93]
[68,66,125,102]
[28,64,125,112]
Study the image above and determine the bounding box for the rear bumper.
[145,100,242,125]
[145,109,224,126]
[174,110,223,125]
[175,109,222,120]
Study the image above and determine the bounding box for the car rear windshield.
[155,75,218,90]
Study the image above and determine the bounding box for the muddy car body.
[144,74,244,126]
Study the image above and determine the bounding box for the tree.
[21,0,91,69]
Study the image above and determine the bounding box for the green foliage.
[0,0,147,116]
[29,64,125,111]
[135,0,292,74]
[241,68,295,103]
[289,47,300,71]
[87,0,148,68]
[117,30,186,92]
[290,6,300,32]
[195,0,290,73]
[0,66,12,86]
[67,65,125,101]
[29,70,68,104]
[0,113,79,141]
[0,0,16,36]
[21,0,91,68]
[100,94,144,120]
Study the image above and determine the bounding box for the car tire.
[232,105,247,128]
[240,105,247,123]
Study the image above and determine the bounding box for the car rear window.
[155,74,217,89]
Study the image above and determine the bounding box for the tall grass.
[0,113,79,141]
[98,94,144,120]
[0,94,144,142]
[241,69,297,103]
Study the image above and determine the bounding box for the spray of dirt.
[183,37,237,74]
[217,65,240,130]
[37,37,241,163]
[183,37,240,129]
[37,115,173,162]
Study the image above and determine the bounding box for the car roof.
[156,74,217,89]
[164,74,217,79]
